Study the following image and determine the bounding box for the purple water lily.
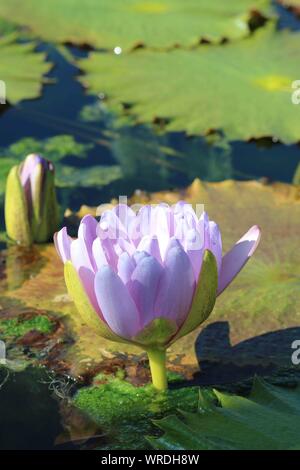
[55,202,261,389]
[20,153,53,209]
[5,153,59,245]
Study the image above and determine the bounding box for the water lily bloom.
[5,154,59,246]
[55,202,261,390]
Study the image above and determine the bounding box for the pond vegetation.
[0,0,299,450]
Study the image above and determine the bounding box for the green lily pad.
[79,25,300,143]
[150,378,300,449]
[0,0,273,49]
[0,136,122,195]
[0,135,92,163]
[55,164,122,188]
[0,35,51,104]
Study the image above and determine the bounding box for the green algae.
[73,372,199,450]
[0,315,54,338]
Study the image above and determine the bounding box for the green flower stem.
[146,348,167,391]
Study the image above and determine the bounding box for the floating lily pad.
[150,378,300,450]
[79,25,300,143]
[0,0,273,49]
[0,35,51,104]
[2,135,93,163]
[55,164,122,189]
[0,136,122,195]
[0,136,92,196]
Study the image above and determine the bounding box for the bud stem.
[146,348,167,391]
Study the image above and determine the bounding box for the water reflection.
[0,366,65,449]
[2,245,46,291]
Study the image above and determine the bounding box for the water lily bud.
[5,154,59,246]
[55,202,261,390]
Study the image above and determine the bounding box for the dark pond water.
[0,366,74,450]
